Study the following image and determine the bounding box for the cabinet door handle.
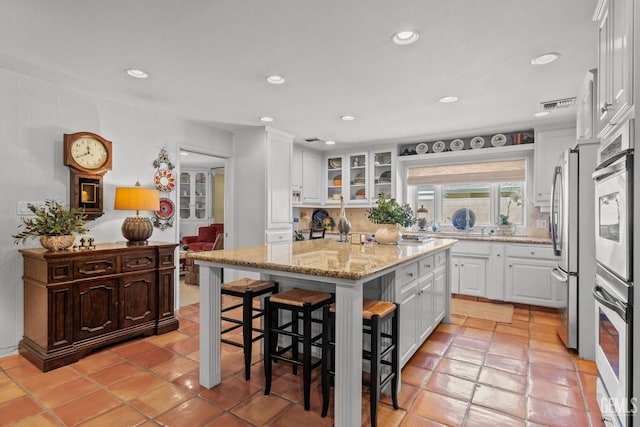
[407,272,414,277]
[509,264,513,268]
[454,263,458,267]
[460,264,464,267]
[497,254,501,257]
[530,251,535,255]
[601,102,612,113]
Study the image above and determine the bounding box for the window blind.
[407,159,526,185]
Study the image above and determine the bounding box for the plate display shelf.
[397,129,534,158]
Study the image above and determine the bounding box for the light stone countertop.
[188,238,457,281]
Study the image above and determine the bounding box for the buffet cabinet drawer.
[74,256,117,278]
[121,251,157,272]
[506,245,556,260]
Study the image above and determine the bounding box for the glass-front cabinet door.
[372,150,394,200]
[179,170,210,221]
[326,155,344,204]
[179,172,191,219]
[348,153,368,204]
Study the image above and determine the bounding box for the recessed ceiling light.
[534,111,551,117]
[392,30,420,45]
[260,116,275,122]
[125,68,149,79]
[340,115,355,121]
[325,140,336,145]
[530,52,560,65]
[438,96,459,103]
[266,75,286,85]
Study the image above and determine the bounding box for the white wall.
[0,68,233,357]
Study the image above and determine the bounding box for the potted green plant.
[366,193,416,244]
[13,200,88,250]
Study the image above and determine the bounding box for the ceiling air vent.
[304,137,323,143]
[541,97,576,111]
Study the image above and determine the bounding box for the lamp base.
[121,216,153,244]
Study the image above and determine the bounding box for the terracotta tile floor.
[0,298,605,426]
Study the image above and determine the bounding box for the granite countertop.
[315,229,552,245]
[408,232,552,245]
[188,238,457,281]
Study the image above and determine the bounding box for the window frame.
[405,153,532,233]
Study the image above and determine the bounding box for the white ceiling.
[0,1,598,150]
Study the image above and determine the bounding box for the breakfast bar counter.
[189,238,457,426]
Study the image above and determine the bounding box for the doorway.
[178,150,226,308]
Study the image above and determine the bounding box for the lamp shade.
[114,185,160,211]
[114,182,159,245]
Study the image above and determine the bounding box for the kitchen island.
[189,238,457,426]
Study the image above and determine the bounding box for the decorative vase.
[497,223,516,236]
[374,224,402,245]
[336,195,351,242]
[40,235,75,250]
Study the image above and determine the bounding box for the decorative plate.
[155,198,175,220]
[491,134,507,147]
[450,139,465,151]
[416,142,428,154]
[378,170,392,183]
[432,141,446,153]
[332,174,342,186]
[375,152,391,165]
[353,172,366,185]
[154,170,176,192]
[329,158,341,169]
[451,208,476,230]
[312,208,330,225]
[470,136,485,149]
[355,188,366,199]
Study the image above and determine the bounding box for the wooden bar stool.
[264,288,333,410]
[220,278,278,380]
[321,299,399,426]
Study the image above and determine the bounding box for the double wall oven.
[592,121,634,427]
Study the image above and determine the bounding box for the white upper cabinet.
[594,0,634,138]
[301,149,322,204]
[576,69,598,141]
[324,148,395,206]
[533,127,575,209]
[292,146,302,191]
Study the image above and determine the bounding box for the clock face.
[70,137,109,169]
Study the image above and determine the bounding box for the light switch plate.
[536,219,547,228]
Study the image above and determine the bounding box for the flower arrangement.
[366,193,416,228]
[13,200,88,244]
[497,192,523,225]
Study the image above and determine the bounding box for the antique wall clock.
[63,132,113,219]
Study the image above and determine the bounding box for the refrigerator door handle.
[550,166,562,256]
[551,267,568,283]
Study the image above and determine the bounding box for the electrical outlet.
[536,219,547,228]
[17,201,46,215]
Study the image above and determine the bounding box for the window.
[407,159,527,229]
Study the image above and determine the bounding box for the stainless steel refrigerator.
[550,140,599,360]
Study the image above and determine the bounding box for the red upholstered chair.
[181,223,224,251]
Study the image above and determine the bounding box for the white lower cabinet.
[451,241,559,307]
[399,252,447,366]
[504,244,559,307]
[451,256,486,297]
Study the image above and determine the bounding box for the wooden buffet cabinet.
[19,242,179,371]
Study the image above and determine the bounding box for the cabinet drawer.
[121,251,157,272]
[397,262,418,287]
[74,256,117,278]
[266,230,292,243]
[158,247,175,268]
[418,256,435,276]
[48,262,74,283]
[451,242,491,257]
[434,251,447,267]
[506,244,556,260]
